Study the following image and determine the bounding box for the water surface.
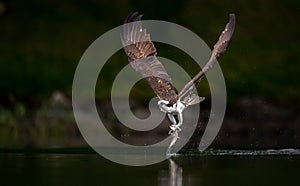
[1,149,299,186]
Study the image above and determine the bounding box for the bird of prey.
[120,12,236,150]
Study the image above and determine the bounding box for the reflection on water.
[158,159,183,186]
[1,149,300,186]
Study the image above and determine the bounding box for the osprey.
[120,12,235,150]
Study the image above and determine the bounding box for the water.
[1,149,299,186]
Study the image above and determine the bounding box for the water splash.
[170,148,300,156]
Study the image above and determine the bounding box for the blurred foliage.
[0,0,299,107]
[0,99,79,148]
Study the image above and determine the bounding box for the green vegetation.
[0,99,78,148]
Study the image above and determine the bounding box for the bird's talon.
[169,125,176,131]
[168,129,179,136]
[169,124,181,131]
[168,130,174,135]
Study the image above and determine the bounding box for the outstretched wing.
[120,12,178,104]
[212,13,236,58]
[178,13,236,100]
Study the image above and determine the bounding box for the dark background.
[0,0,299,150]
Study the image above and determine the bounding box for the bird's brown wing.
[212,13,236,58]
[120,12,178,104]
[178,13,236,100]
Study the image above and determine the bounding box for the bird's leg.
[167,112,180,135]
[167,113,177,125]
[169,99,186,132]
[169,111,183,132]
[158,99,186,135]
[158,99,188,153]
